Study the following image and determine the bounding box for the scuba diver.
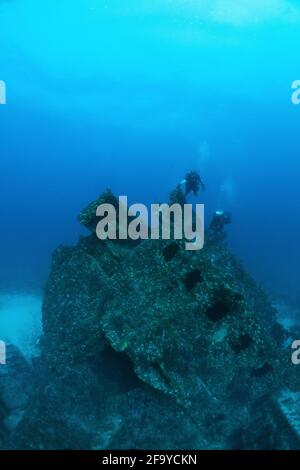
[209,210,232,234]
[180,170,205,197]
[170,170,205,206]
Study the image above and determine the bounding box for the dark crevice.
[205,288,242,322]
[183,269,202,291]
[92,345,142,392]
[162,242,180,261]
[251,362,273,377]
[206,300,230,322]
[231,334,253,353]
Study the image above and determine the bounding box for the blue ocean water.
[1,0,300,452]
[1,0,299,300]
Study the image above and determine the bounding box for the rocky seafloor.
[1,185,300,450]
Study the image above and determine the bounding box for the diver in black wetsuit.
[181,170,205,197]
[170,170,205,206]
[209,210,232,234]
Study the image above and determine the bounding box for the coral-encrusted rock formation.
[0,344,35,448]
[7,188,300,450]
[78,189,119,233]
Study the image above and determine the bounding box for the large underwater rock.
[0,343,35,448]
[6,189,300,450]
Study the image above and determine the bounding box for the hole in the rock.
[162,242,180,261]
[251,362,273,377]
[93,345,142,392]
[206,299,230,322]
[231,334,253,353]
[184,269,202,291]
[205,288,242,322]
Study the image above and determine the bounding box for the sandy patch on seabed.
[0,292,42,361]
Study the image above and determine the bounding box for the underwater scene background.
[1,0,300,450]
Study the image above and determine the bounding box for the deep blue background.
[0,0,300,302]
